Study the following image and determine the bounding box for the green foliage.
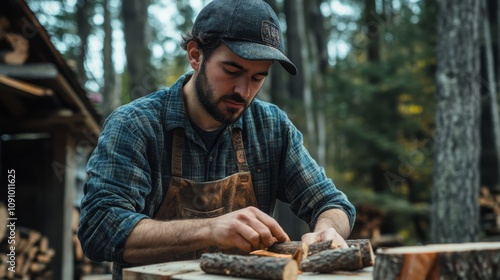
[323,0,437,243]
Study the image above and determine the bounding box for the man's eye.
[224,68,239,75]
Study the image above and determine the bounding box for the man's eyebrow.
[221,61,269,76]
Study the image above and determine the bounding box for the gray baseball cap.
[192,0,297,75]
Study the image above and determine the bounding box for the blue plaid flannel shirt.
[78,72,355,278]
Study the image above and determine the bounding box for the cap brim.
[222,39,297,75]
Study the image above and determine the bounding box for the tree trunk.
[432,0,481,243]
[75,0,92,85]
[307,0,327,166]
[101,0,116,118]
[365,0,380,63]
[284,0,316,159]
[482,0,500,182]
[122,0,153,100]
[284,0,305,101]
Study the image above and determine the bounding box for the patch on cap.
[261,20,280,49]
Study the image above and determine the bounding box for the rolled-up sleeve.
[78,109,153,262]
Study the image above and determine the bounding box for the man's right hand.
[208,206,290,252]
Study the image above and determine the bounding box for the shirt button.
[209,156,213,161]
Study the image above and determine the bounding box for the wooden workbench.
[123,259,373,279]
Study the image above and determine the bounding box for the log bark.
[268,240,338,255]
[346,239,375,267]
[268,239,374,267]
[267,241,304,255]
[200,253,298,280]
[300,247,363,272]
[373,242,500,280]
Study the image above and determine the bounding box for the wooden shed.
[0,0,101,279]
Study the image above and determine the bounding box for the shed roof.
[0,0,101,142]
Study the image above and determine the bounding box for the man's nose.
[234,78,251,98]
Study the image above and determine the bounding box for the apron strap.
[232,128,250,173]
[171,128,184,177]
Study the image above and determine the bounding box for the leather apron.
[154,127,258,261]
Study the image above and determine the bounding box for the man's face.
[194,44,273,125]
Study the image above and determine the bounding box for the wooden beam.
[54,74,100,139]
[0,74,53,96]
[0,63,59,79]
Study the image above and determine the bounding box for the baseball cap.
[192,0,298,75]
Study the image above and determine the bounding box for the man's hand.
[208,206,290,252]
[301,228,348,248]
[301,208,351,248]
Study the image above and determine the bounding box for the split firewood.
[374,242,500,280]
[300,247,364,272]
[252,242,307,263]
[346,239,375,267]
[250,250,292,258]
[200,253,298,280]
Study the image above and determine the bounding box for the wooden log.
[373,242,500,280]
[268,239,374,267]
[346,239,374,267]
[200,253,298,280]
[267,241,304,255]
[300,247,363,272]
[268,240,338,256]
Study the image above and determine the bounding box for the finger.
[230,231,254,252]
[236,222,265,251]
[244,217,279,248]
[250,208,289,242]
[301,232,319,245]
[320,228,348,248]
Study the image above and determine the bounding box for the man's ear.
[187,41,202,71]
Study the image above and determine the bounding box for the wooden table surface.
[123,259,373,280]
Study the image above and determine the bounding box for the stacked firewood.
[200,239,374,280]
[0,226,55,279]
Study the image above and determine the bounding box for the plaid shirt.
[78,72,355,277]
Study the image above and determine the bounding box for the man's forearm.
[314,208,351,239]
[123,218,213,263]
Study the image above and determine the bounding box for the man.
[78,0,355,279]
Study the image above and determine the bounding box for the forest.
[25,0,500,247]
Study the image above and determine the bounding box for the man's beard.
[194,62,251,125]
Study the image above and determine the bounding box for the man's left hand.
[301,227,348,248]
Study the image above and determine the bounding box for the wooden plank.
[54,74,100,139]
[123,260,373,280]
[0,75,53,96]
[0,63,59,79]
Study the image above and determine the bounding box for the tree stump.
[300,247,363,272]
[200,253,298,280]
[374,242,500,280]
